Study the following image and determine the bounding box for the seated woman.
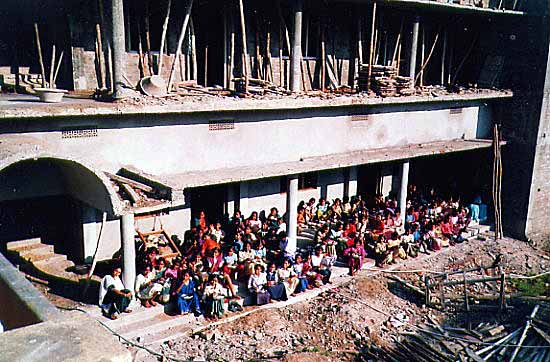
[206,248,239,299]
[311,246,332,284]
[265,263,287,301]
[316,198,330,221]
[292,254,309,293]
[248,264,271,305]
[277,258,299,297]
[344,239,367,276]
[203,274,225,320]
[175,270,201,315]
[237,242,256,279]
[374,235,390,268]
[135,265,163,308]
[266,207,280,230]
[99,266,133,320]
[223,247,239,280]
[253,241,268,269]
[246,211,262,232]
[297,207,307,234]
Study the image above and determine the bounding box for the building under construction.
[0,0,548,292]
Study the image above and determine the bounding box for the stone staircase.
[6,238,99,287]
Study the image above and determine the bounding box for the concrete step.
[34,253,68,266]
[105,304,167,330]
[19,244,55,257]
[123,312,200,341]
[6,238,41,251]
[22,251,59,263]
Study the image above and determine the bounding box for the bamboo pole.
[255,18,263,80]
[223,10,228,88]
[278,23,284,87]
[396,40,402,76]
[158,0,172,75]
[144,1,154,75]
[357,17,363,66]
[391,18,404,66]
[366,1,377,91]
[53,51,64,86]
[166,0,194,92]
[190,17,197,81]
[266,30,274,83]
[95,24,106,89]
[237,0,249,93]
[441,29,447,85]
[230,30,235,90]
[321,25,326,91]
[34,23,47,88]
[204,45,208,86]
[419,26,425,87]
[415,28,440,84]
[49,45,56,88]
[137,23,145,79]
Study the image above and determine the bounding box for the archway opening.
[0,158,117,263]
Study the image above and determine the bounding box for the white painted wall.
[16,105,489,178]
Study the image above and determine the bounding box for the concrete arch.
[0,152,124,216]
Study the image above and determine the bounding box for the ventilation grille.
[61,126,98,139]
[449,108,463,115]
[209,120,235,131]
[350,114,371,122]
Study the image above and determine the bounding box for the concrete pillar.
[346,166,358,198]
[111,0,127,99]
[286,175,299,256]
[82,205,99,263]
[379,164,394,198]
[409,16,420,81]
[399,160,410,225]
[290,0,304,93]
[120,213,136,290]
[226,183,237,217]
[238,181,249,216]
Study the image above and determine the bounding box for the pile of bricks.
[359,65,415,97]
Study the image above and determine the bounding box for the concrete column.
[120,213,136,290]
[82,206,98,264]
[286,175,299,256]
[347,166,358,198]
[290,0,304,93]
[409,16,420,81]
[238,181,249,216]
[226,183,237,217]
[399,160,410,225]
[111,0,127,99]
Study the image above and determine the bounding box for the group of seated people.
[99,185,478,320]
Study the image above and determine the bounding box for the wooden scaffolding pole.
[238,0,249,93]
[366,1,377,91]
[166,0,194,92]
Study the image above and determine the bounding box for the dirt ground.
[123,237,548,362]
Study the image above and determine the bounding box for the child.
[344,240,367,276]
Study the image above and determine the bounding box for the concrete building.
[0,0,548,289]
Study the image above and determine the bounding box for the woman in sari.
[175,271,201,315]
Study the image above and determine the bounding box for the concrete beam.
[290,0,304,93]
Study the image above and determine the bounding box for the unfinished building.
[0,0,548,290]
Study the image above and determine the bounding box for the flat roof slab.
[0,89,512,120]
[160,138,496,190]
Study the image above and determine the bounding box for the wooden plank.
[105,172,154,193]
